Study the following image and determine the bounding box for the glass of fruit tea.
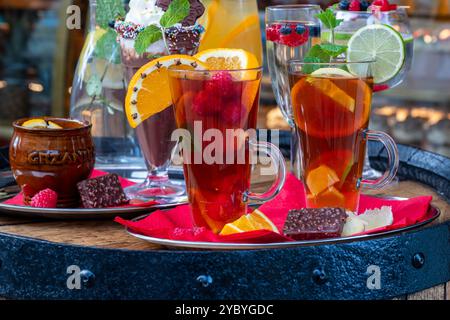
[265,4,322,176]
[288,60,399,212]
[168,67,286,233]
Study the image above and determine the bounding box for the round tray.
[126,197,440,250]
[0,196,188,219]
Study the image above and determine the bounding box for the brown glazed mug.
[9,117,95,207]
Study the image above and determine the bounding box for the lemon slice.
[125,55,207,128]
[194,48,259,70]
[47,121,63,129]
[22,119,48,129]
[311,67,353,78]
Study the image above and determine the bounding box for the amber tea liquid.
[290,74,373,211]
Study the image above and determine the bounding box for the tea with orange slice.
[168,68,262,233]
[289,67,373,212]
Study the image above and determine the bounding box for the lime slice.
[346,24,405,84]
[311,67,353,78]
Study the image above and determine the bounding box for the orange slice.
[124,55,207,128]
[306,165,340,196]
[219,14,263,64]
[220,209,279,235]
[194,48,259,70]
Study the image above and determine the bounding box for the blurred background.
[0,0,449,157]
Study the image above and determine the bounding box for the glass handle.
[244,141,286,202]
[361,129,399,190]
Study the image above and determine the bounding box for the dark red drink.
[168,69,262,233]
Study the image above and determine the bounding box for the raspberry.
[371,0,391,11]
[221,102,247,126]
[265,24,281,42]
[279,24,310,47]
[30,188,58,208]
[192,91,214,116]
[388,4,397,11]
[205,71,235,98]
[349,0,361,11]
[338,0,350,10]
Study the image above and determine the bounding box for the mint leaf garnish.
[96,0,126,29]
[302,9,346,73]
[160,0,191,28]
[315,8,343,30]
[305,44,347,61]
[318,44,347,58]
[94,29,121,64]
[302,56,322,74]
[135,25,163,55]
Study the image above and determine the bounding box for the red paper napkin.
[115,173,433,243]
[3,169,158,208]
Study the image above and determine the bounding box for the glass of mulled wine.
[288,60,399,212]
[168,67,286,233]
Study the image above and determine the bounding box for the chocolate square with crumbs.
[283,208,347,240]
[77,173,128,208]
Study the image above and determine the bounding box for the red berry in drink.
[221,102,247,126]
[265,24,281,42]
[205,71,235,99]
[279,23,309,47]
[349,0,361,11]
[193,91,214,116]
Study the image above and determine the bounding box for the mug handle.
[244,140,286,202]
[361,129,399,190]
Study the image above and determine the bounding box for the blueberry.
[309,25,321,37]
[338,0,350,10]
[108,20,116,29]
[296,24,306,35]
[360,0,370,11]
[280,25,292,35]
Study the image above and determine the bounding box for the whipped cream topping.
[125,0,165,27]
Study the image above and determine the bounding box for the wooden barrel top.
[0,143,448,300]
[0,179,448,251]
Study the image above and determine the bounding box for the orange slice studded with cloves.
[124,55,207,128]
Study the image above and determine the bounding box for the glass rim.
[289,59,376,66]
[167,66,263,74]
[266,4,321,11]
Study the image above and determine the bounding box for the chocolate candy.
[283,208,347,240]
[77,174,129,208]
[165,25,202,55]
[156,0,205,26]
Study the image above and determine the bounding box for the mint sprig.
[316,8,343,31]
[160,0,191,28]
[132,0,191,54]
[95,29,121,64]
[96,0,126,29]
[303,8,346,73]
[135,25,163,55]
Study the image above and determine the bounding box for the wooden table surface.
[0,167,448,300]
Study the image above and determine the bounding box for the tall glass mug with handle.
[265,5,322,176]
[288,60,399,212]
[323,5,413,179]
[168,67,286,233]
